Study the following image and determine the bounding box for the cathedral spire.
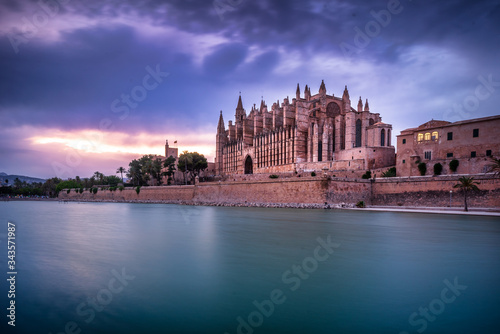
[364,99,370,111]
[357,96,363,112]
[217,110,225,133]
[237,94,243,110]
[296,83,300,99]
[319,80,326,94]
[342,85,350,100]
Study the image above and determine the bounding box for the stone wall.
[59,175,500,208]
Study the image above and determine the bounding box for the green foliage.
[433,163,443,175]
[449,159,459,172]
[311,172,316,177]
[178,151,208,184]
[56,180,81,194]
[67,189,71,194]
[361,170,372,179]
[486,156,500,177]
[79,188,83,194]
[454,176,480,211]
[418,162,427,176]
[92,187,98,194]
[163,155,177,185]
[126,155,165,186]
[356,201,365,208]
[135,186,141,194]
[269,174,279,179]
[116,166,126,183]
[119,186,124,191]
[381,167,396,178]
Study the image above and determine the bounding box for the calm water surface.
[1,201,500,334]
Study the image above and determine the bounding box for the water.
[1,201,499,334]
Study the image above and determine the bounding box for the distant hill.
[0,173,46,186]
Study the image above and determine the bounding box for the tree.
[104,175,121,187]
[177,151,208,184]
[381,167,396,177]
[93,171,104,185]
[433,163,443,176]
[486,156,500,178]
[127,159,144,186]
[116,167,126,183]
[453,176,480,212]
[163,155,176,185]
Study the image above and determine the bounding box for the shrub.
[356,201,365,208]
[269,174,279,179]
[449,159,459,172]
[92,187,98,194]
[361,171,372,179]
[311,172,316,177]
[119,186,124,191]
[79,188,83,194]
[136,186,141,194]
[433,163,443,175]
[418,162,427,176]
[381,167,396,177]
[67,189,71,194]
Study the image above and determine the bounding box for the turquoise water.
[1,201,500,334]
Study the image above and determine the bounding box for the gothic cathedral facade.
[215,81,395,175]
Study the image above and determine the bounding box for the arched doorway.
[244,155,253,174]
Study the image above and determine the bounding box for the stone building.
[215,81,395,175]
[396,115,500,176]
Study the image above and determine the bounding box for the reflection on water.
[1,201,500,334]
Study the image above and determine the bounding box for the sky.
[1,0,499,179]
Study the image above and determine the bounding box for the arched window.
[431,131,438,141]
[417,133,424,142]
[425,133,431,141]
[387,129,391,146]
[355,119,362,147]
[369,119,375,126]
[381,129,385,146]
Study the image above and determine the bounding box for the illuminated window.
[431,131,438,140]
[417,133,424,142]
[424,133,431,141]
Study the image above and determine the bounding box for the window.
[424,133,431,141]
[403,159,406,164]
[381,129,385,146]
[355,119,362,147]
[486,150,492,156]
[417,133,423,142]
[447,153,453,158]
[425,151,432,160]
[402,139,406,144]
[471,151,476,158]
[431,131,438,141]
[473,129,479,137]
[447,132,453,140]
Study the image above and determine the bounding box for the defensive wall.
[59,174,500,208]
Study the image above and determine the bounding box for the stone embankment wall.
[59,174,500,208]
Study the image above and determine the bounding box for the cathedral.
[215,81,395,175]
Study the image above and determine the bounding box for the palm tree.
[486,156,500,178]
[453,176,480,212]
[116,167,125,183]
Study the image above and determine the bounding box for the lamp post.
[449,190,452,208]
